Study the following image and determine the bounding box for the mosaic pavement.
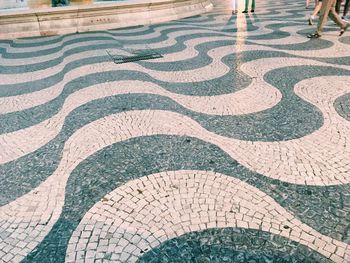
[1,0,350,262]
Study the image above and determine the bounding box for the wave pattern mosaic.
[1,0,350,262]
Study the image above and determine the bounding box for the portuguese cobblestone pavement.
[1,0,350,262]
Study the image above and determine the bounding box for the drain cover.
[106,49,163,64]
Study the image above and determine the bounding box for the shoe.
[251,9,255,12]
[232,10,237,15]
[242,10,248,13]
[308,17,313,25]
[307,32,321,38]
[340,23,349,36]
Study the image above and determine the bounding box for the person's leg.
[251,0,255,11]
[306,0,310,7]
[243,0,249,12]
[335,0,343,13]
[328,0,348,33]
[343,0,350,16]
[315,0,333,35]
[309,1,322,25]
[312,1,323,16]
[232,0,236,13]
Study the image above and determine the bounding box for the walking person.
[308,0,322,25]
[242,0,255,13]
[307,0,349,38]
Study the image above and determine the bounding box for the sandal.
[307,32,321,38]
[340,23,349,36]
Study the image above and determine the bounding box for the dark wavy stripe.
[0,37,60,49]
[0,34,229,98]
[0,37,254,132]
[0,24,218,62]
[4,61,348,143]
[138,38,235,71]
[23,135,350,262]
[0,36,119,60]
[0,54,111,97]
[0,40,121,75]
[263,32,334,51]
[317,56,350,66]
[0,18,319,74]
[0,29,229,77]
[4,64,349,202]
[137,228,331,263]
[0,62,339,138]
[246,24,291,40]
[3,28,142,49]
[339,35,350,45]
[0,23,337,78]
[334,92,350,121]
[225,21,299,42]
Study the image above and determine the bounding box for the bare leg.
[308,1,322,25]
[316,0,334,35]
[329,4,347,26]
[312,2,322,17]
[316,0,347,35]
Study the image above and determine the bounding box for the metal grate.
[106,49,163,64]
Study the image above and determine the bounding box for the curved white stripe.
[226,75,350,186]
[66,170,350,263]
[0,17,305,67]
[0,19,283,80]
[126,20,283,50]
[0,23,233,64]
[0,76,279,163]
[1,57,348,166]
[0,28,232,85]
[0,103,349,260]
[0,39,118,66]
[12,35,61,44]
[2,40,349,115]
[2,25,349,86]
[0,37,275,114]
[0,25,218,66]
[1,33,118,54]
[251,25,313,45]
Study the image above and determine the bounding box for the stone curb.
[0,0,213,39]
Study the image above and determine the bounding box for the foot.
[308,17,313,25]
[251,9,255,12]
[340,23,349,36]
[242,10,248,13]
[307,32,321,38]
[232,10,237,15]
